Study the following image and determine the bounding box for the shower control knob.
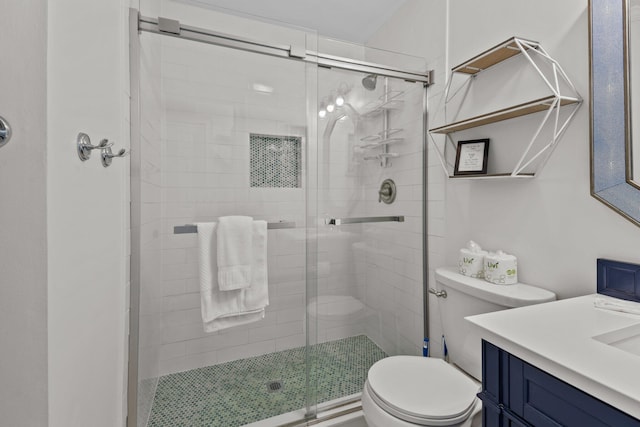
[0,116,12,149]
[379,187,391,200]
[378,179,397,204]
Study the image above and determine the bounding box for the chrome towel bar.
[173,221,296,234]
[325,215,404,225]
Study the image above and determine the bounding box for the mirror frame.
[590,0,640,226]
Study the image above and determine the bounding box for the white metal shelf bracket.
[427,36,583,179]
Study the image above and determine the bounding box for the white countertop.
[466,294,640,420]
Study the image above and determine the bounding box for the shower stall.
[128,7,430,427]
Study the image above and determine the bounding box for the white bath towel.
[196,221,269,333]
[217,216,254,291]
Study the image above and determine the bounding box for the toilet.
[361,267,556,427]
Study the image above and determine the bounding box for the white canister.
[458,241,488,278]
[484,250,518,285]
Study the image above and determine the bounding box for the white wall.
[47,0,129,426]
[368,0,640,357]
[0,1,49,425]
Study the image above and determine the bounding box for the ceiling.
[179,0,408,44]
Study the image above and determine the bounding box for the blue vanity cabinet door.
[479,340,528,426]
[482,340,640,427]
[480,397,504,427]
[478,340,502,425]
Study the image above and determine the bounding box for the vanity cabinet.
[479,340,640,427]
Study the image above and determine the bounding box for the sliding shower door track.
[280,396,363,427]
[135,10,432,85]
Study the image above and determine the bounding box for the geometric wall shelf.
[429,37,583,179]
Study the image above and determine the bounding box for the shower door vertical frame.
[127,8,141,427]
[423,83,430,346]
[304,51,320,419]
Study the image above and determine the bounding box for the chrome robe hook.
[101,145,128,167]
[77,133,112,161]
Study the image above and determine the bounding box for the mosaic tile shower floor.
[146,335,386,427]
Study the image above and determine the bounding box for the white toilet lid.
[367,356,480,425]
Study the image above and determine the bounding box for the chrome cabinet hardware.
[0,116,12,148]
[77,133,113,161]
[428,288,447,298]
[101,145,128,167]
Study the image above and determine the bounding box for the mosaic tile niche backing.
[146,335,386,427]
[250,133,301,188]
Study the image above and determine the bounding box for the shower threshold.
[245,394,363,427]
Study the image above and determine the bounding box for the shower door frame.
[127,8,432,427]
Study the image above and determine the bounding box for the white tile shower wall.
[366,0,450,358]
[356,80,426,356]
[314,53,427,351]
[151,37,310,376]
[315,66,366,344]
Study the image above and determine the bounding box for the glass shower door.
[132,27,320,426]
[312,49,426,410]
[130,13,428,426]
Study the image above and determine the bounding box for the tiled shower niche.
[250,133,302,188]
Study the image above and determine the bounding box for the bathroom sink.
[593,323,640,357]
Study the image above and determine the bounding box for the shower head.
[362,74,378,91]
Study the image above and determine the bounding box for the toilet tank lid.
[435,267,556,308]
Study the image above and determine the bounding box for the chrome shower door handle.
[0,116,12,148]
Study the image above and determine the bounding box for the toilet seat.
[365,356,480,426]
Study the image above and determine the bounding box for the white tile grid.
[327,79,426,357]
[315,96,372,344]
[144,43,433,375]
[154,50,312,376]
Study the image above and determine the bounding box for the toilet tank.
[435,267,556,380]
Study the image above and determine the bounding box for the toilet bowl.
[361,356,481,427]
[362,267,556,427]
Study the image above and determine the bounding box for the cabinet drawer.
[515,362,639,427]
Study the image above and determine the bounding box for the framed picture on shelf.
[454,138,490,175]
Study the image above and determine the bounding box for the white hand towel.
[217,216,254,291]
[594,297,640,315]
[243,220,268,312]
[196,221,269,333]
